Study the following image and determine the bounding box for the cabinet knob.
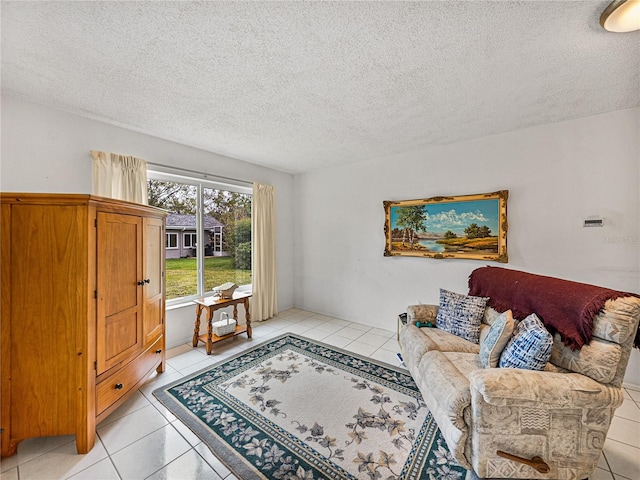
[144,279,150,284]
[115,383,124,390]
[155,349,162,354]
[137,280,145,286]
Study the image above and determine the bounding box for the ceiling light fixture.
[600,0,640,32]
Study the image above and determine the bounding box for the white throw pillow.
[479,310,515,368]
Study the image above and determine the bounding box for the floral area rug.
[153,333,466,480]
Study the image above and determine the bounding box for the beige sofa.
[399,273,640,479]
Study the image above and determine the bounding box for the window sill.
[166,301,196,311]
[165,285,252,311]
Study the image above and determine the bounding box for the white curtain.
[91,150,148,204]
[252,183,277,321]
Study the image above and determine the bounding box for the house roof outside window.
[166,213,223,230]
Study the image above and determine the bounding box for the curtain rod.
[146,161,253,187]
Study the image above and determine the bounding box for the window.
[166,233,178,249]
[147,171,252,304]
[183,233,197,248]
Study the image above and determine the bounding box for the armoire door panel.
[144,298,163,344]
[0,204,11,454]
[97,212,143,374]
[104,308,140,366]
[143,217,164,345]
[98,214,141,316]
[9,205,86,438]
[145,219,162,298]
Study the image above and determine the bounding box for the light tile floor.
[1,308,639,479]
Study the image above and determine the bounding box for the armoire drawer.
[96,336,164,415]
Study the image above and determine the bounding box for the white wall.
[3,95,639,384]
[1,95,295,348]
[294,107,640,385]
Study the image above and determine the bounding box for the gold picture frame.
[384,190,508,262]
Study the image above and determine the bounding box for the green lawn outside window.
[165,257,251,300]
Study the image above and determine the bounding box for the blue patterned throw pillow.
[436,289,488,343]
[479,310,515,368]
[499,313,553,370]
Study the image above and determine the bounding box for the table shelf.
[197,325,248,344]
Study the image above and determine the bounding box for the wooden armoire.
[1,193,167,457]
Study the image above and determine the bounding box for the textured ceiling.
[2,1,639,174]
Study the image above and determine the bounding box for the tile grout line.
[141,448,193,480]
[193,444,230,480]
[97,419,172,459]
[605,436,640,450]
[600,449,614,476]
[91,435,114,479]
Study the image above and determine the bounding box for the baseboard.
[622,381,640,391]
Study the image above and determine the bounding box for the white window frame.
[183,233,197,248]
[148,169,252,307]
[166,232,178,249]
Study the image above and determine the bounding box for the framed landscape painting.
[383,190,508,262]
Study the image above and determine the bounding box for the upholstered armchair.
[399,267,640,479]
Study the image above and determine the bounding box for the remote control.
[396,352,407,368]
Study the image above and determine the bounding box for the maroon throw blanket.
[468,266,639,350]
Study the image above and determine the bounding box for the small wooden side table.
[192,292,252,354]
